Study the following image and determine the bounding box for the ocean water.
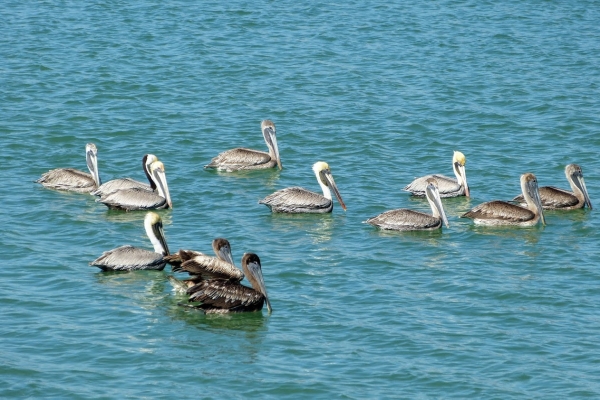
[1,1,600,398]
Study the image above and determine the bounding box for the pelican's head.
[143,154,159,189]
[241,253,272,314]
[521,173,546,226]
[85,143,101,187]
[425,178,449,228]
[144,212,170,256]
[261,119,282,170]
[212,237,235,266]
[565,164,592,209]
[150,161,173,209]
[452,150,469,197]
[313,161,347,211]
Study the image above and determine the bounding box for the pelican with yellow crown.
[89,212,170,271]
[404,151,470,198]
[259,161,346,213]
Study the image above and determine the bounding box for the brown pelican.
[512,164,592,210]
[91,154,158,197]
[461,173,546,226]
[165,237,235,270]
[89,212,170,271]
[404,151,470,198]
[37,143,101,193]
[259,161,347,213]
[366,178,450,231]
[205,120,282,171]
[184,253,272,314]
[165,238,239,293]
[97,160,173,211]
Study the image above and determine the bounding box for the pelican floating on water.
[92,154,158,197]
[89,212,170,271]
[165,237,235,270]
[461,173,546,226]
[404,151,470,198]
[205,120,282,171]
[366,178,450,231]
[37,143,101,193]
[259,161,346,213]
[166,238,239,293]
[184,253,272,314]
[512,164,592,210]
[97,160,172,211]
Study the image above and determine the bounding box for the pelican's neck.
[143,155,158,189]
[263,127,281,168]
[521,183,536,213]
[452,163,465,186]
[566,168,583,198]
[86,150,101,187]
[316,171,332,199]
[145,221,167,255]
[426,193,440,219]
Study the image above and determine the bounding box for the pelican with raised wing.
[37,143,101,193]
[165,237,235,270]
[92,154,158,197]
[89,212,170,271]
[97,160,172,211]
[205,120,282,171]
[462,173,546,226]
[259,161,346,213]
[184,253,272,314]
[512,164,592,210]
[404,151,470,198]
[366,178,449,231]
[166,238,239,294]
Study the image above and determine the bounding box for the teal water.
[2,1,600,398]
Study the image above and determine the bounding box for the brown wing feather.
[89,245,166,271]
[513,186,578,209]
[187,279,265,313]
[259,187,332,213]
[462,200,534,222]
[205,148,271,170]
[179,254,244,281]
[37,168,96,193]
[98,187,167,210]
[404,174,462,197]
[366,209,441,230]
[164,249,205,270]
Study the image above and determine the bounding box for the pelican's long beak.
[573,173,592,210]
[456,162,469,197]
[153,220,170,256]
[323,170,347,211]
[152,162,173,208]
[245,255,272,314]
[426,183,449,228]
[263,125,282,170]
[86,143,101,187]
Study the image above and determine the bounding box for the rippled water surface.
[2,1,600,398]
